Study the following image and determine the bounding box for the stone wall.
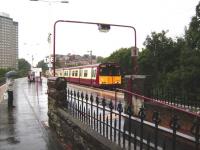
[47,77,122,150]
[144,101,197,135]
[123,75,198,135]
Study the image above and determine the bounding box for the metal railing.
[149,88,200,112]
[65,88,199,150]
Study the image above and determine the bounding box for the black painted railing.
[149,88,200,111]
[65,88,199,150]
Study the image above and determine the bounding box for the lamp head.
[98,24,110,33]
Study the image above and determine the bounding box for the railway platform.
[0,78,64,150]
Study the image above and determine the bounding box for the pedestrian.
[6,77,15,109]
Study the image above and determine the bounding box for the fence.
[65,88,199,150]
[149,88,200,111]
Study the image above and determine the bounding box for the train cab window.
[84,70,88,77]
[112,68,121,76]
[100,65,120,76]
[99,68,107,76]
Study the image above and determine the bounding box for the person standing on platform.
[6,77,15,109]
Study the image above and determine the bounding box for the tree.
[18,59,31,77]
[176,2,200,100]
[103,47,132,75]
[139,31,181,87]
[96,56,104,63]
[36,60,48,72]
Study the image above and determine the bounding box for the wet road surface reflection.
[0,78,63,150]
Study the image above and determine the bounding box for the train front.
[98,63,121,89]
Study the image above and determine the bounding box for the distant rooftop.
[0,12,10,18]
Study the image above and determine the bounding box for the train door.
[69,69,71,82]
[90,67,93,86]
[91,67,97,86]
[78,68,81,84]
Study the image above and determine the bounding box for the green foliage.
[137,2,200,100]
[18,59,31,77]
[96,56,104,63]
[0,68,11,85]
[139,31,181,87]
[36,60,48,72]
[0,68,11,78]
[103,48,132,75]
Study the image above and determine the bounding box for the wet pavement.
[0,78,63,150]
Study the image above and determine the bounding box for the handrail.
[115,88,200,118]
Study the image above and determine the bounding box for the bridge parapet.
[47,77,122,150]
[47,77,199,150]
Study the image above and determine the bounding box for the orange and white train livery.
[55,63,121,88]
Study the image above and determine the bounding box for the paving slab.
[0,78,63,150]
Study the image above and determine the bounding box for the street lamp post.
[87,50,92,64]
[53,20,137,77]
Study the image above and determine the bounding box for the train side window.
[69,71,71,77]
[84,70,88,77]
[75,70,78,76]
[66,71,68,77]
[79,70,82,77]
[94,69,96,77]
[64,71,67,76]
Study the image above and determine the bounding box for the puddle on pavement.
[6,137,20,144]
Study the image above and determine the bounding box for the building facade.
[0,12,18,69]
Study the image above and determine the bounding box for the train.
[55,63,122,88]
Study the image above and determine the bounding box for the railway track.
[68,83,124,102]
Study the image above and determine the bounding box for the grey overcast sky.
[0,0,199,65]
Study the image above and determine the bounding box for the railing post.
[152,111,161,150]
[109,100,114,141]
[138,106,146,150]
[117,102,123,146]
[127,105,133,150]
[106,116,109,138]
[170,115,180,150]
[102,98,107,137]
[85,93,89,123]
[90,94,94,128]
[66,89,70,109]
[81,92,84,121]
[96,96,99,132]
[77,91,80,119]
[191,118,200,150]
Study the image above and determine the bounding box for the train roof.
[58,62,119,70]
